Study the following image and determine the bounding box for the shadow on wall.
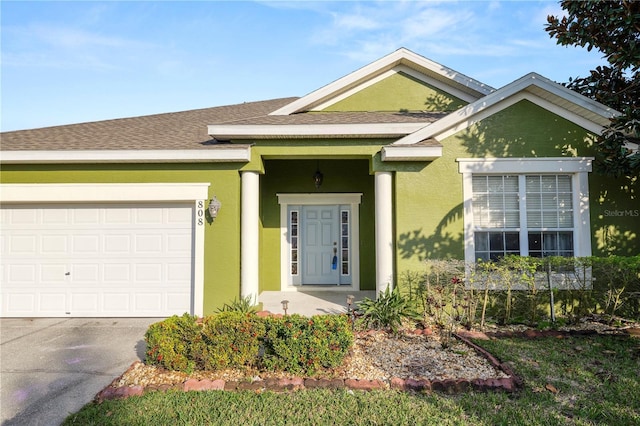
[398,203,464,261]
[592,174,639,256]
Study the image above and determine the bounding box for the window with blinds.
[472,174,574,261]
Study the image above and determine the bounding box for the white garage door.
[0,203,194,317]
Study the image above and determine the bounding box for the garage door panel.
[73,208,101,224]
[135,264,163,282]
[10,236,37,254]
[103,263,132,283]
[135,293,162,311]
[136,207,163,224]
[71,264,100,282]
[42,235,68,254]
[41,264,68,282]
[167,263,191,281]
[72,235,100,253]
[1,203,195,317]
[43,208,69,224]
[103,293,131,312]
[167,293,191,311]
[70,293,99,313]
[9,264,36,282]
[39,293,66,312]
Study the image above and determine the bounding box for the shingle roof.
[0,98,294,151]
[1,97,444,151]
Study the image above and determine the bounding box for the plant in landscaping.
[216,295,258,314]
[144,313,200,373]
[594,255,640,321]
[191,312,265,370]
[260,314,353,375]
[357,286,421,333]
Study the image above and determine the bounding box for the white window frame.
[457,158,593,267]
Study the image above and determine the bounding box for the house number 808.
[196,200,204,226]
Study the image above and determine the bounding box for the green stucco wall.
[322,71,467,112]
[3,99,636,312]
[0,163,243,315]
[393,99,639,279]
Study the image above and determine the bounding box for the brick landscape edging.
[94,330,522,403]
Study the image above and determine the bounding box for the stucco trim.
[269,48,494,116]
[0,149,251,164]
[0,182,210,317]
[381,145,442,161]
[277,193,362,291]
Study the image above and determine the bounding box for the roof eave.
[208,123,430,139]
[0,148,251,164]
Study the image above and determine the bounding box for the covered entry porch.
[240,158,396,302]
[259,290,376,316]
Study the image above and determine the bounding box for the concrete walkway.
[259,290,376,316]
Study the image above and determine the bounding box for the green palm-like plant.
[356,286,421,333]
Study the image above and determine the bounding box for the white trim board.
[207,123,429,139]
[0,149,251,164]
[0,182,210,316]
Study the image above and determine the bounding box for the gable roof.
[390,73,620,147]
[1,49,621,165]
[269,47,495,116]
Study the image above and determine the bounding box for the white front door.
[302,205,339,285]
[278,193,361,290]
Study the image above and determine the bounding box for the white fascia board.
[456,157,594,174]
[269,48,493,116]
[312,65,480,111]
[525,73,621,119]
[394,73,620,146]
[0,183,211,203]
[0,149,251,164]
[381,145,442,161]
[208,123,429,139]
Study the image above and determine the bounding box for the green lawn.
[64,334,640,426]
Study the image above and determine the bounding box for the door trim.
[277,193,362,291]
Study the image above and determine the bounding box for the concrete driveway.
[1,318,162,426]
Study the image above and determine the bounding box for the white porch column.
[241,171,260,304]
[375,171,394,296]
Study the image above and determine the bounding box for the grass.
[64,334,640,426]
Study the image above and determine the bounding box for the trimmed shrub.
[144,313,200,373]
[191,312,265,370]
[261,314,353,375]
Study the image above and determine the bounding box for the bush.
[357,286,421,332]
[192,312,265,370]
[145,313,200,373]
[261,314,353,375]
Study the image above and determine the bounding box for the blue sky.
[1,1,606,132]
